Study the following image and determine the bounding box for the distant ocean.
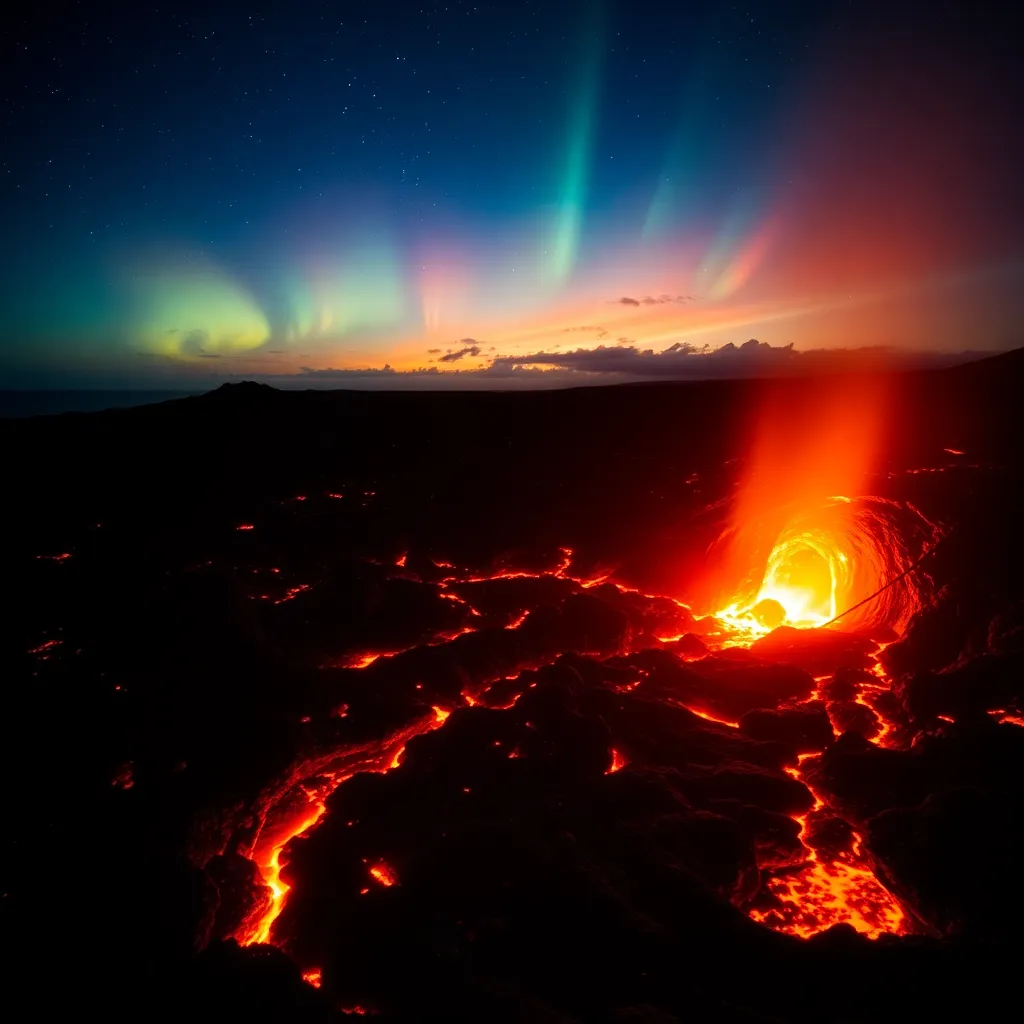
[0,390,202,418]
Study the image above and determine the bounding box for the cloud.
[563,325,609,340]
[486,338,967,379]
[232,340,985,392]
[300,364,400,377]
[180,329,210,356]
[438,343,482,363]
[613,294,694,307]
[427,348,442,355]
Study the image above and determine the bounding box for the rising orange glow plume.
[702,373,929,635]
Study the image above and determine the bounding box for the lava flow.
[228,516,931,959]
[748,756,907,939]
[230,549,615,948]
[234,706,451,945]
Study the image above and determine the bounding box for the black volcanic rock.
[897,653,1024,722]
[662,632,709,659]
[204,851,272,942]
[739,702,835,753]
[802,810,855,861]
[821,666,876,702]
[686,658,817,720]
[750,626,875,675]
[806,716,1024,940]
[180,942,332,1021]
[211,379,279,397]
[709,798,806,871]
[560,590,633,653]
[682,761,815,816]
[803,732,924,822]
[827,699,882,739]
[624,649,817,721]
[869,786,1024,938]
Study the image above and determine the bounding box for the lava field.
[4,351,1024,1022]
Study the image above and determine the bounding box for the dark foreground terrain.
[3,351,1024,1021]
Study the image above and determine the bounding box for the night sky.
[3,0,1020,389]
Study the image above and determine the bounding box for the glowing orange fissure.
[368,861,398,887]
[235,705,450,946]
[748,752,907,939]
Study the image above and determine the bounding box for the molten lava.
[714,496,934,638]
[701,372,924,634]
[749,759,906,939]
[234,706,451,946]
[368,861,398,887]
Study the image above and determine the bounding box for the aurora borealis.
[3,0,1020,389]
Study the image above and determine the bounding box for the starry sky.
[3,0,1021,389]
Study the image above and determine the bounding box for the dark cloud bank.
[284,339,986,390]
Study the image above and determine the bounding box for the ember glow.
[368,861,398,887]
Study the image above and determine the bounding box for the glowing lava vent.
[716,496,932,637]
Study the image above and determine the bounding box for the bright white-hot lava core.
[714,495,933,637]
